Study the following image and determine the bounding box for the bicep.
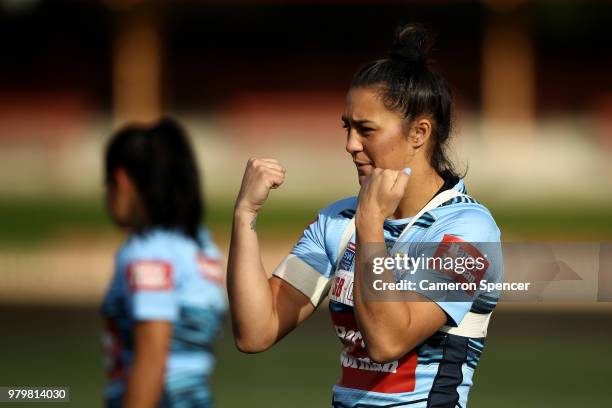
[266,208,333,343]
[123,321,171,408]
[269,276,316,342]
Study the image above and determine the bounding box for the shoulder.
[428,199,501,242]
[292,196,357,254]
[118,228,196,263]
[116,229,198,291]
[305,196,357,239]
[318,196,358,220]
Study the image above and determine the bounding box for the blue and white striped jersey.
[101,226,226,407]
[274,179,503,408]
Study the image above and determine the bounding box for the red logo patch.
[197,254,225,285]
[429,234,489,295]
[127,261,173,291]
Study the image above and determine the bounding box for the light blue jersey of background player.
[102,226,226,408]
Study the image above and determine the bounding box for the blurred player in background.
[228,24,502,407]
[102,118,226,408]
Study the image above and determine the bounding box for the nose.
[345,129,363,156]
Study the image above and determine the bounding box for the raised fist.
[356,168,411,223]
[235,158,286,214]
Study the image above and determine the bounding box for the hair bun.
[389,23,434,65]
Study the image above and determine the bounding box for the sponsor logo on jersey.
[331,311,417,393]
[127,260,173,291]
[197,254,225,285]
[340,351,399,374]
[339,242,356,271]
[429,234,489,295]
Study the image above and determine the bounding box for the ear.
[407,117,433,149]
[113,167,132,192]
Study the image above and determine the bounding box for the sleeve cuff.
[132,293,178,321]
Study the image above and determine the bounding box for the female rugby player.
[228,24,502,407]
[102,119,226,408]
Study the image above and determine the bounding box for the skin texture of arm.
[352,168,447,363]
[228,158,315,353]
[122,321,172,408]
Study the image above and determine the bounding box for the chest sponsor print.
[330,311,417,393]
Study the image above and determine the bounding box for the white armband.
[273,254,331,307]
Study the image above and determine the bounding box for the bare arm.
[122,321,172,408]
[352,169,446,363]
[228,158,315,353]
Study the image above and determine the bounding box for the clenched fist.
[235,158,286,214]
[356,168,411,224]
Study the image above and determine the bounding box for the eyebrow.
[341,116,376,126]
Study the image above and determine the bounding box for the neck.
[392,166,444,219]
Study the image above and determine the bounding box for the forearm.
[351,168,447,362]
[227,208,277,350]
[122,355,165,408]
[353,216,413,361]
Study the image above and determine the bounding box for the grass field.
[0,306,610,407]
[2,197,612,246]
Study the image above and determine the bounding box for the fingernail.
[403,167,412,175]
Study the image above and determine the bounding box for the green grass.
[0,307,610,407]
[0,197,325,247]
[1,197,612,247]
[0,198,112,246]
[491,204,612,240]
[470,312,612,407]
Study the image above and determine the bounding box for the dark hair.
[105,118,204,243]
[351,23,458,178]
